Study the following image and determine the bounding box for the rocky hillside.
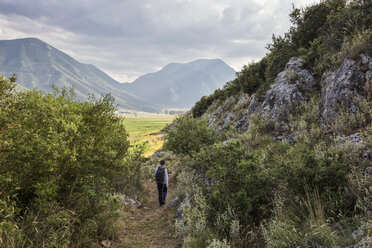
[162,1,372,247]
[0,38,160,112]
[205,55,371,135]
[121,59,236,109]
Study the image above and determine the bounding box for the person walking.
[155,160,168,206]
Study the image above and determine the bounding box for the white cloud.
[0,0,319,82]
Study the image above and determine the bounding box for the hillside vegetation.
[0,76,144,247]
[162,0,372,247]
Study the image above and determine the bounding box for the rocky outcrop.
[233,57,315,131]
[219,113,235,131]
[260,57,315,120]
[234,95,259,130]
[321,54,372,125]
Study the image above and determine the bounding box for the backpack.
[155,167,165,184]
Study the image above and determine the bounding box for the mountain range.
[0,38,236,112]
[121,59,236,109]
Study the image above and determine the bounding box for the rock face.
[321,54,372,125]
[260,57,315,120]
[232,57,315,131]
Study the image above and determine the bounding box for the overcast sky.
[0,0,318,82]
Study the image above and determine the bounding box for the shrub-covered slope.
[163,1,372,247]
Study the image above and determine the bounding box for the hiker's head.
[160,160,165,166]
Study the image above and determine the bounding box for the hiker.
[155,160,168,206]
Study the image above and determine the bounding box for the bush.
[0,76,135,247]
[163,116,217,158]
[195,140,273,226]
[264,34,297,89]
[175,191,215,248]
[235,58,267,95]
[207,239,231,248]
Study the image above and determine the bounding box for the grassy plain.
[122,114,175,156]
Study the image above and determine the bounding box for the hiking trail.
[117,178,179,248]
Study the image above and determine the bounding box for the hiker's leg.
[157,183,163,205]
[162,186,167,205]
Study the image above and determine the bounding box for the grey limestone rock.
[120,195,142,208]
[360,54,372,69]
[234,115,250,130]
[166,196,180,209]
[216,106,224,115]
[237,93,250,106]
[219,112,235,130]
[176,197,191,221]
[247,95,259,114]
[233,95,259,131]
[321,56,369,125]
[337,133,365,149]
[208,113,218,128]
[362,151,372,160]
[364,167,372,175]
[153,151,166,158]
[260,57,315,120]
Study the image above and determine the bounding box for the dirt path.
[117,179,179,248]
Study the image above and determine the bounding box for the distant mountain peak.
[0,37,160,112]
[121,58,236,109]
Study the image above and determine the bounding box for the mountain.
[121,59,236,109]
[0,38,159,112]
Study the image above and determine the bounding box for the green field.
[122,114,176,156]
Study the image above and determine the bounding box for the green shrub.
[278,144,353,217]
[337,29,372,64]
[207,239,231,248]
[164,116,217,158]
[195,141,273,226]
[264,34,297,89]
[235,58,267,95]
[175,191,215,248]
[0,75,136,247]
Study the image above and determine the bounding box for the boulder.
[321,55,371,126]
[153,151,166,158]
[362,151,372,160]
[260,57,315,120]
[364,167,372,175]
[166,196,180,209]
[119,195,142,208]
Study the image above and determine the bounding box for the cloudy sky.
[0,0,318,82]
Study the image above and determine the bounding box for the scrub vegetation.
[164,0,372,247]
